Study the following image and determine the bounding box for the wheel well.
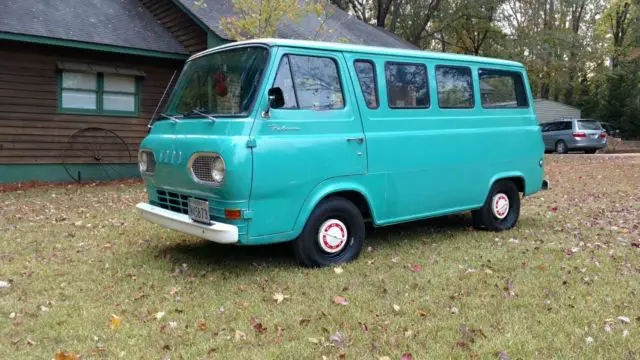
[324,191,372,220]
[499,177,525,193]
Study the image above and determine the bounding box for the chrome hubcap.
[317,219,348,253]
[491,193,510,219]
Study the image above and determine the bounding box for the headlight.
[190,153,225,185]
[138,150,155,174]
[138,151,148,172]
[211,155,225,184]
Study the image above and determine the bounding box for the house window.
[59,71,140,115]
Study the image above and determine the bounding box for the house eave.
[0,31,189,60]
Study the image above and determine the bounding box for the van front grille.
[152,190,191,214]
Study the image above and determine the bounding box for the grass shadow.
[157,213,479,270]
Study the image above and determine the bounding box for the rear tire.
[472,180,520,231]
[292,197,365,267]
[555,140,568,154]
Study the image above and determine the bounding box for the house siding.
[140,0,208,53]
[0,40,182,166]
[534,99,581,123]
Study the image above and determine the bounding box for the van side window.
[354,60,379,109]
[273,56,299,109]
[435,66,474,109]
[478,69,528,108]
[384,62,429,108]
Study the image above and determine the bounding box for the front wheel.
[472,180,521,231]
[292,197,365,267]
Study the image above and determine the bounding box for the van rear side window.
[354,60,379,109]
[478,69,529,108]
[435,66,474,109]
[384,62,429,109]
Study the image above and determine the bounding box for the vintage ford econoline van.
[137,39,548,267]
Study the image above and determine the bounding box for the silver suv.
[541,119,607,154]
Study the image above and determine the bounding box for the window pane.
[577,120,602,130]
[104,93,136,112]
[104,74,136,93]
[288,55,344,110]
[354,60,378,109]
[479,69,528,108]
[385,63,428,108]
[436,66,474,108]
[61,90,97,109]
[273,56,299,109]
[62,72,97,90]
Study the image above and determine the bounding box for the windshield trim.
[160,44,271,120]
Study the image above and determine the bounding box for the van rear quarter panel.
[339,53,543,224]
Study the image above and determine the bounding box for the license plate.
[188,198,210,224]
[590,134,598,139]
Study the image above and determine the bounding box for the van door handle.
[346,137,365,144]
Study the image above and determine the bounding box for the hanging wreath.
[212,71,228,97]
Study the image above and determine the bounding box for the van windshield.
[577,120,603,130]
[162,46,269,117]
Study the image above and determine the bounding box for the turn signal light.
[224,209,242,220]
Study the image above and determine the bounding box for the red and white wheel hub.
[317,219,348,253]
[491,193,510,219]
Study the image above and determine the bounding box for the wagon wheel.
[62,127,132,182]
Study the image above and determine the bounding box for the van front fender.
[291,176,380,239]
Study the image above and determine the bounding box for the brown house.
[0,0,413,183]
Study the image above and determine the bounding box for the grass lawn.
[1,155,639,359]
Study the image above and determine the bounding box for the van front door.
[248,48,367,239]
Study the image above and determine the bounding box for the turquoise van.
[136,39,548,267]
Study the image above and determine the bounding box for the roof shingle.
[0,0,187,55]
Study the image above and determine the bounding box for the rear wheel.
[292,197,365,267]
[472,180,520,231]
[555,140,568,154]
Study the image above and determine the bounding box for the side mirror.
[262,87,284,118]
[268,87,285,109]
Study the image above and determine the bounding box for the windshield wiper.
[157,113,182,123]
[183,109,216,123]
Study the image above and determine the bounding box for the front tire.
[293,197,365,267]
[472,180,520,231]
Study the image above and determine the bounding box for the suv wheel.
[293,197,365,267]
[472,180,521,231]
[555,140,568,154]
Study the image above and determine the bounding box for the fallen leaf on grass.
[359,322,369,332]
[333,295,348,305]
[299,318,311,326]
[251,316,266,333]
[417,310,427,317]
[334,267,344,274]
[450,307,459,315]
[308,337,320,344]
[234,330,246,341]
[155,312,165,320]
[401,353,413,360]
[109,314,121,329]
[409,264,422,272]
[276,326,284,337]
[617,316,631,324]
[586,336,594,345]
[329,331,346,347]
[393,304,401,312]
[197,320,207,331]
[273,292,289,304]
[55,352,79,360]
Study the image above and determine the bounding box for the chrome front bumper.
[136,203,238,244]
